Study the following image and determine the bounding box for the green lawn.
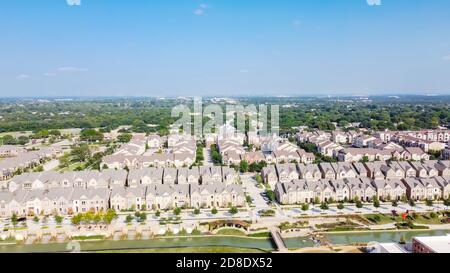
[58,162,85,172]
[215,228,247,236]
[414,213,444,225]
[72,235,105,241]
[93,246,268,253]
[364,214,396,225]
[364,212,444,225]
[247,232,271,238]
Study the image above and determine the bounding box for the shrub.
[373,215,381,222]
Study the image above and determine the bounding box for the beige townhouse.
[297,163,322,181]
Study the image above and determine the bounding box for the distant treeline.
[1,96,450,134]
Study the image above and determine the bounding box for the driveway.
[203,148,213,166]
[240,174,269,210]
[43,159,59,171]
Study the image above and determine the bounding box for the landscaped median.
[72,235,106,241]
[361,211,450,230]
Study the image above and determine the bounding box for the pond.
[0,236,277,253]
[324,229,450,245]
[1,229,449,252]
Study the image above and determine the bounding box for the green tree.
[49,130,61,137]
[71,214,82,226]
[83,211,95,224]
[103,209,117,224]
[355,200,363,211]
[444,198,450,209]
[17,135,30,145]
[301,203,310,211]
[228,207,238,215]
[373,197,380,209]
[314,197,321,205]
[80,129,104,142]
[401,194,408,203]
[239,160,249,173]
[265,190,275,202]
[11,213,18,227]
[125,214,134,224]
[392,200,398,207]
[137,212,147,222]
[193,208,201,215]
[173,207,182,216]
[211,207,218,215]
[155,210,161,217]
[93,213,102,224]
[337,203,345,210]
[71,144,91,162]
[320,203,329,210]
[58,153,71,168]
[255,174,263,184]
[34,165,44,172]
[426,199,434,207]
[33,216,40,223]
[409,199,416,207]
[117,133,132,143]
[1,135,17,145]
[54,215,64,225]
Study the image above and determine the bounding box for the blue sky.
[1,0,450,97]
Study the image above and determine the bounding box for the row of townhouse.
[168,133,194,147]
[403,177,450,201]
[391,134,446,152]
[376,130,450,144]
[0,187,109,217]
[6,166,240,193]
[262,160,450,190]
[219,139,246,165]
[112,183,245,211]
[296,130,332,144]
[114,134,149,156]
[220,138,316,166]
[352,135,383,148]
[0,147,62,181]
[102,153,195,169]
[276,175,450,205]
[275,178,378,204]
[337,147,430,162]
[7,169,128,192]
[247,133,281,150]
[296,129,360,154]
[0,183,246,218]
[105,137,197,169]
[216,123,246,145]
[331,131,359,145]
[0,145,26,158]
[128,166,240,186]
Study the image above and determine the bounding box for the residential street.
[43,159,60,171]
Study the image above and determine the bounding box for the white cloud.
[57,66,87,72]
[239,69,249,73]
[443,55,450,61]
[193,9,205,16]
[293,19,301,28]
[66,0,81,6]
[16,74,30,80]
[194,3,208,16]
[367,0,382,6]
[44,72,56,77]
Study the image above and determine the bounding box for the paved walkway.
[270,227,288,252]
[43,159,59,171]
